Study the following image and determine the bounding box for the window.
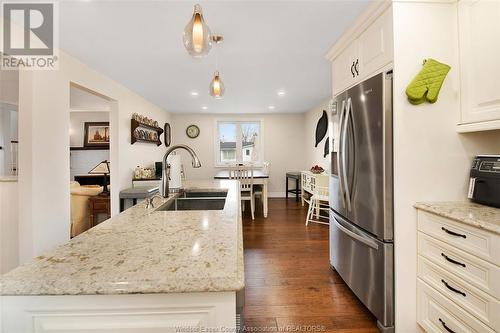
[216,120,262,166]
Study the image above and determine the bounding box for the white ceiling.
[59,1,369,114]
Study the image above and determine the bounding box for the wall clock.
[186,124,200,138]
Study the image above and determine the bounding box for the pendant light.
[183,4,212,58]
[209,35,225,99]
[209,71,225,99]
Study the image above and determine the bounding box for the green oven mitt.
[405,58,451,105]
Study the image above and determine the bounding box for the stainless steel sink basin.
[181,191,227,198]
[156,191,227,211]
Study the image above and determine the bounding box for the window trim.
[214,118,264,167]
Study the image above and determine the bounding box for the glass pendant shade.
[209,71,225,99]
[183,4,212,58]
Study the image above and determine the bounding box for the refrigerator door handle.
[342,98,352,211]
[332,214,379,250]
[337,99,347,208]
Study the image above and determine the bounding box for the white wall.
[304,100,330,172]
[392,2,500,331]
[18,50,170,263]
[0,180,18,273]
[70,150,110,181]
[69,111,109,147]
[69,111,110,180]
[170,113,307,196]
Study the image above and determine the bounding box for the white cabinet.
[457,0,500,132]
[2,292,236,333]
[330,7,393,96]
[416,210,500,332]
[357,8,393,81]
[300,171,329,206]
[331,42,358,97]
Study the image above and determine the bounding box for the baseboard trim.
[268,192,289,198]
[256,192,302,198]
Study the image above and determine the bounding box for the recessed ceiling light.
[201,106,208,110]
[190,91,199,97]
[268,105,275,110]
[277,90,286,97]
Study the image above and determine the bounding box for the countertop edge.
[414,201,500,236]
[1,180,245,295]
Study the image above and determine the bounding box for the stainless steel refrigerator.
[329,71,394,332]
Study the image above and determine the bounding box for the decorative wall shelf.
[131,119,163,146]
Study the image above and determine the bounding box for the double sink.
[156,191,228,211]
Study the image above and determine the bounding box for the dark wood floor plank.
[242,198,377,330]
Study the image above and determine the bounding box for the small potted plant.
[310,165,324,174]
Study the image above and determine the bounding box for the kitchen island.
[0,180,244,333]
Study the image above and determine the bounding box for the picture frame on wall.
[84,122,110,148]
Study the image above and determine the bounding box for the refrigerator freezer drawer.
[330,210,393,328]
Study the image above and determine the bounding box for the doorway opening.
[0,56,19,274]
[0,65,18,177]
[69,83,115,238]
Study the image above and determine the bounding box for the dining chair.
[229,166,255,220]
[254,161,269,206]
[305,184,329,226]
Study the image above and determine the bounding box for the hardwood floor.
[242,198,378,332]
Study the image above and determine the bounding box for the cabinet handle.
[441,253,466,267]
[354,59,359,76]
[441,279,466,297]
[439,318,456,333]
[350,62,355,77]
[441,227,466,239]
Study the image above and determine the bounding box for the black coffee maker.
[468,155,500,208]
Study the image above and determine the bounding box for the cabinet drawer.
[418,256,500,330]
[418,232,500,298]
[417,211,500,266]
[417,279,495,333]
[91,202,109,211]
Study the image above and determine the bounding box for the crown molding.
[325,0,392,61]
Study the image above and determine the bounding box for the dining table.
[214,169,269,218]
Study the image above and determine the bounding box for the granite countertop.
[0,180,244,295]
[0,176,18,182]
[414,201,500,235]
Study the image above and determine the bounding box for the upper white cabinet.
[329,6,393,97]
[457,0,500,132]
[357,9,393,81]
[331,42,358,96]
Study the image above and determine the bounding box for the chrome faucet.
[145,194,164,209]
[162,144,201,197]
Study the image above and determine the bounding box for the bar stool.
[305,185,329,226]
[286,172,301,201]
[119,186,159,212]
